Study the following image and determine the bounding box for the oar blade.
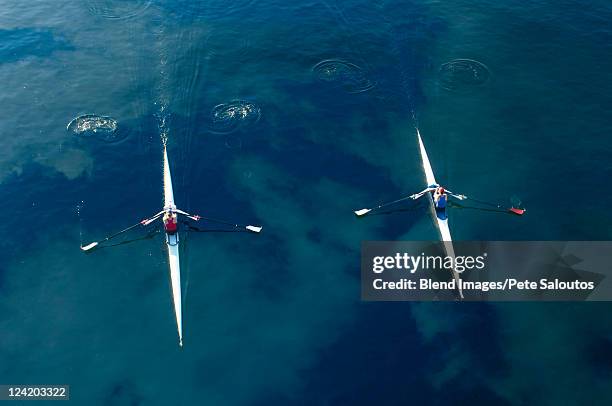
[246,225,262,233]
[509,208,526,216]
[354,208,371,217]
[80,242,99,251]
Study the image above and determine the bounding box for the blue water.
[1,0,612,404]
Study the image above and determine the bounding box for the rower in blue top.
[411,185,464,221]
[433,186,448,219]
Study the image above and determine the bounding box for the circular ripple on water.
[67,114,128,143]
[209,101,261,134]
[312,59,376,94]
[86,0,152,20]
[439,59,490,92]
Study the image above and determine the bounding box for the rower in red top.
[433,186,447,209]
[163,210,178,234]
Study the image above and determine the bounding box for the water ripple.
[312,59,376,94]
[165,0,258,19]
[67,114,128,143]
[209,101,261,134]
[86,0,152,20]
[439,59,490,92]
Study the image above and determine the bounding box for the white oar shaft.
[354,191,427,217]
[182,213,262,233]
[80,212,161,251]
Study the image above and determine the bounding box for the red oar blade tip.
[509,208,526,216]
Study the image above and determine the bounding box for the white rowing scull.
[162,145,183,346]
[81,145,262,346]
[415,129,463,298]
[354,128,526,299]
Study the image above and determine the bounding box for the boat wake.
[152,20,172,147]
[312,59,376,94]
[157,108,170,147]
[439,59,490,92]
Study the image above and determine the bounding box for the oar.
[192,215,262,233]
[354,193,423,217]
[101,230,161,248]
[181,221,247,233]
[462,196,526,215]
[80,213,162,251]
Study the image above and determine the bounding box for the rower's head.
[438,187,445,194]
